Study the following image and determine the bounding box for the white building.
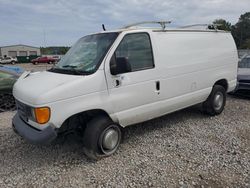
[0,44,41,57]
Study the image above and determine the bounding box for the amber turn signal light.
[34,107,50,124]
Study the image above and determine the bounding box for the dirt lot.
[0,63,249,187]
[14,63,54,72]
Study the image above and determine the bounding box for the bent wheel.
[99,125,121,155]
[0,93,16,112]
[83,116,122,160]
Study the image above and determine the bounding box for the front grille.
[16,100,30,122]
[239,79,250,84]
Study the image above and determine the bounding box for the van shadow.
[4,104,205,172]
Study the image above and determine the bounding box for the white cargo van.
[12,22,238,159]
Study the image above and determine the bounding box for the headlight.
[33,107,51,124]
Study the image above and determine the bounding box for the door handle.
[155,81,160,94]
[115,79,121,87]
[156,81,160,91]
[114,76,123,87]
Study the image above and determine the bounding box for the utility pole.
[43,29,47,48]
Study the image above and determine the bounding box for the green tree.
[40,46,70,55]
[241,38,250,49]
[213,19,232,31]
[232,12,250,49]
[61,47,70,54]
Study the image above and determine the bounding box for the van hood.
[13,70,105,106]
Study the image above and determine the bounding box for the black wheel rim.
[0,93,16,112]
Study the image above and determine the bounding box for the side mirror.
[110,56,132,75]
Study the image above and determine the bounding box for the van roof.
[97,27,230,34]
[94,21,231,34]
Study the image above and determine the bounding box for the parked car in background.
[0,56,18,64]
[0,65,24,75]
[31,56,56,65]
[52,55,61,62]
[0,68,22,112]
[234,55,250,95]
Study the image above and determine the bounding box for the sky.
[0,0,250,47]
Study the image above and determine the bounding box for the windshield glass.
[50,32,119,75]
[239,57,250,68]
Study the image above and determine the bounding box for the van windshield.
[50,32,119,75]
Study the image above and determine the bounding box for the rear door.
[105,32,160,126]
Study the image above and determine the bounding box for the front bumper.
[12,113,57,145]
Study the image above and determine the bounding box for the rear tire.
[202,85,226,116]
[82,115,122,160]
[11,61,15,65]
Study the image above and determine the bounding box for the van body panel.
[104,30,238,126]
[47,90,114,128]
[153,31,237,94]
[12,27,238,136]
[13,70,115,130]
[115,87,210,126]
[104,31,162,126]
[13,70,108,106]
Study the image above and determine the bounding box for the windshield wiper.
[68,68,90,75]
[62,65,91,75]
[49,66,92,75]
[62,65,93,75]
[62,65,78,68]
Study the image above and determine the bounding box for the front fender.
[48,90,116,128]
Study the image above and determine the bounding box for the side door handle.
[115,79,121,87]
[156,81,160,91]
[114,75,123,87]
[155,81,160,94]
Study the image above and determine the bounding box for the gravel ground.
[0,63,249,187]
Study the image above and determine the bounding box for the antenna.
[122,21,172,30]
[43,29,47,47]
[102,24,106,31]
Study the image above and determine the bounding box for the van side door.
[105,32,160,126]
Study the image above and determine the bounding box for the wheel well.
[214,79,228,91]
[58,109,111,134]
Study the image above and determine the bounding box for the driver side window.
[114,33,154,72]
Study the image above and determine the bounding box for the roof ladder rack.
[180,24,222,31]
[122,21,172,30]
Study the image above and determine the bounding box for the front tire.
[203,85,226,116]
[82,115,122,160]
